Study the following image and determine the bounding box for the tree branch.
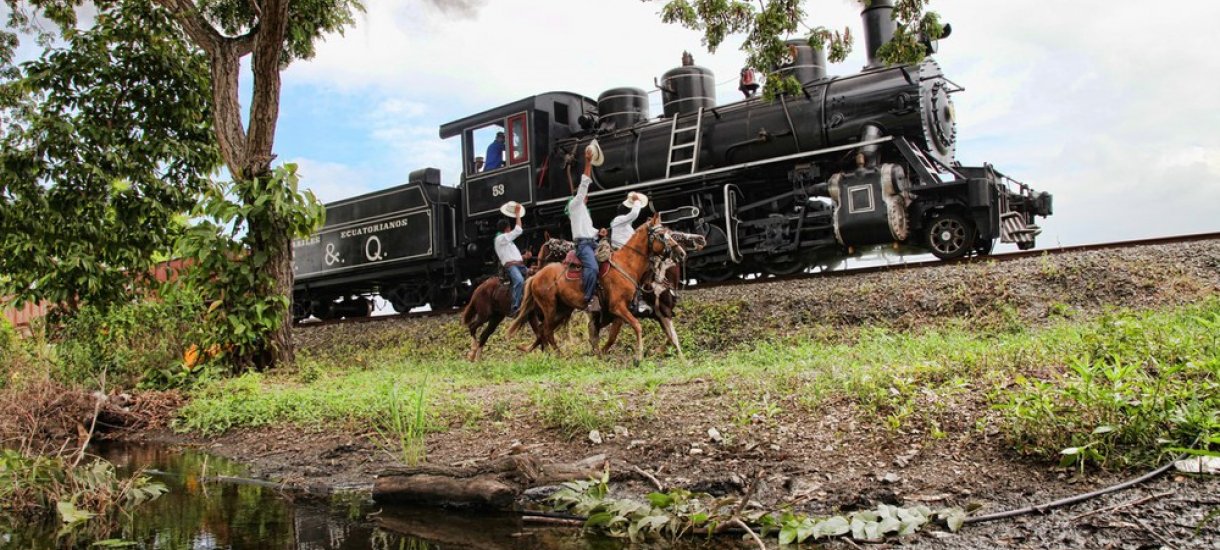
[153,0,225,54]
[244,0,289,179]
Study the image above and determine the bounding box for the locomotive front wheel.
[430,287,458,311]
[695,264,740,283]
[925,213,977,261]
[762,257,807,276]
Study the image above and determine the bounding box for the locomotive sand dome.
[597,87,649,131]
[778,38,828,84]
[661,52,716,117]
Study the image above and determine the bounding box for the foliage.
[0,449,167,524]
[531,386,625,439]
[547,471,965,543]
[0,0,219,313]
[372,381,431,466]
[5,0,364,368]
[174,164,324,370]
[657,0,944,98]
[997,305,1220,468]
[50,284,209,389]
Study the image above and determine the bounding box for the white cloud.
[280,0,1220,245]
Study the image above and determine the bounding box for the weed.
[734,392,784,426]
[532,386,623,439]
[373,382,430,466]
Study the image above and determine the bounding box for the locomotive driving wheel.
[695,263,740,283]
[925,212,976,261]
[762,256,807,276]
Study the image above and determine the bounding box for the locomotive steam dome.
[778,38,828,85]
[661,52,716,117]
[597,87,650,131]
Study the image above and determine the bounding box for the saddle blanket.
[563,251,609,280]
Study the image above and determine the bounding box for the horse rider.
[495,204,527,317]
[610,192,647,250]
[568,144,600,313]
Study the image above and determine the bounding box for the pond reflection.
[1,444,746,549]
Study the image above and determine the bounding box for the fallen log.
[373,453,620,509]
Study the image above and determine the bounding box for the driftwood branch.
[374,454,613,508]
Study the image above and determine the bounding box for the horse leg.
[609,302,646,366]
[659,316,685,362]
[466,314,484,361]
[601,319,624,355]
[588,313,602,356]
[525,312,546,352]
[473,314,503,362]
[551,308,571,353]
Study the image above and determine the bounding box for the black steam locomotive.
[291,0,1053,320]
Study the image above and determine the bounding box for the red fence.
[2,259,189,336]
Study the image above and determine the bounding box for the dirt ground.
[130,240,1220,548]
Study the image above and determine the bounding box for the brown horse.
[507,214,681,365]
[460,238,572,361]
[592,231,706,360]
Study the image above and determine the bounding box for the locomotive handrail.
[534,136,895,207]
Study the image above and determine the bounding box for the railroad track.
[295,231,1220,329]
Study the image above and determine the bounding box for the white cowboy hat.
[622,191,649,209]
[587,139,605,167]
[499,201,525,218]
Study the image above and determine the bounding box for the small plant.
[547,468,966,544]
[734,392,783,426]
[532,386,623,439]
[373,382,431,466]
[0,450,167,525]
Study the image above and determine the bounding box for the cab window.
[507,113,529,165]
[469,123,506,173]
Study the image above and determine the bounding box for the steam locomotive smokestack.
[862,0,897,69]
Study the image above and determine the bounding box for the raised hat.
[587,139,605,167]
[499,201,525,218]
[622,192,649,209]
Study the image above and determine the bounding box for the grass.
[173,298,1220,468]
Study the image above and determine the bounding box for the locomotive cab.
[440,92,596,271]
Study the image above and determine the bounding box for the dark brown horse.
[591,231,706,360]
[507,214,681,365]
[460,238,572,361]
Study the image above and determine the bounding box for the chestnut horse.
[507,214,681,365]
[592,231,706,360]
[460,238,573,361]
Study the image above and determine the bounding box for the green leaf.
[646,492,673,508]
[819,515,850,537]
[57,500,96,523]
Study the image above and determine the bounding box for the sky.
[9,0,1220,247]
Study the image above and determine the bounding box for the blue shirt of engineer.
[484,132,506,170]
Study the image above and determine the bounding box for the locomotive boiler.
[291,0,1053,319]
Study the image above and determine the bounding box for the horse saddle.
[563,251,609,280]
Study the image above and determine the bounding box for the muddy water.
[0,444,744,549]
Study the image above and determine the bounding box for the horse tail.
[506,276,537,337]
[460,296,477,327]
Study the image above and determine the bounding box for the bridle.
[609,224,682,290]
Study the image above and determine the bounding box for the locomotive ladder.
[666,107,705,178]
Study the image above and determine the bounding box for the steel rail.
[294,230,1220,329]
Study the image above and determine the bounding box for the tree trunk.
[160,0,295,369]
[260,231,295,368]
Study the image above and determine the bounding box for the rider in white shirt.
[609,194,645,250]
[494,208,527,316]
[568,148,600,312]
